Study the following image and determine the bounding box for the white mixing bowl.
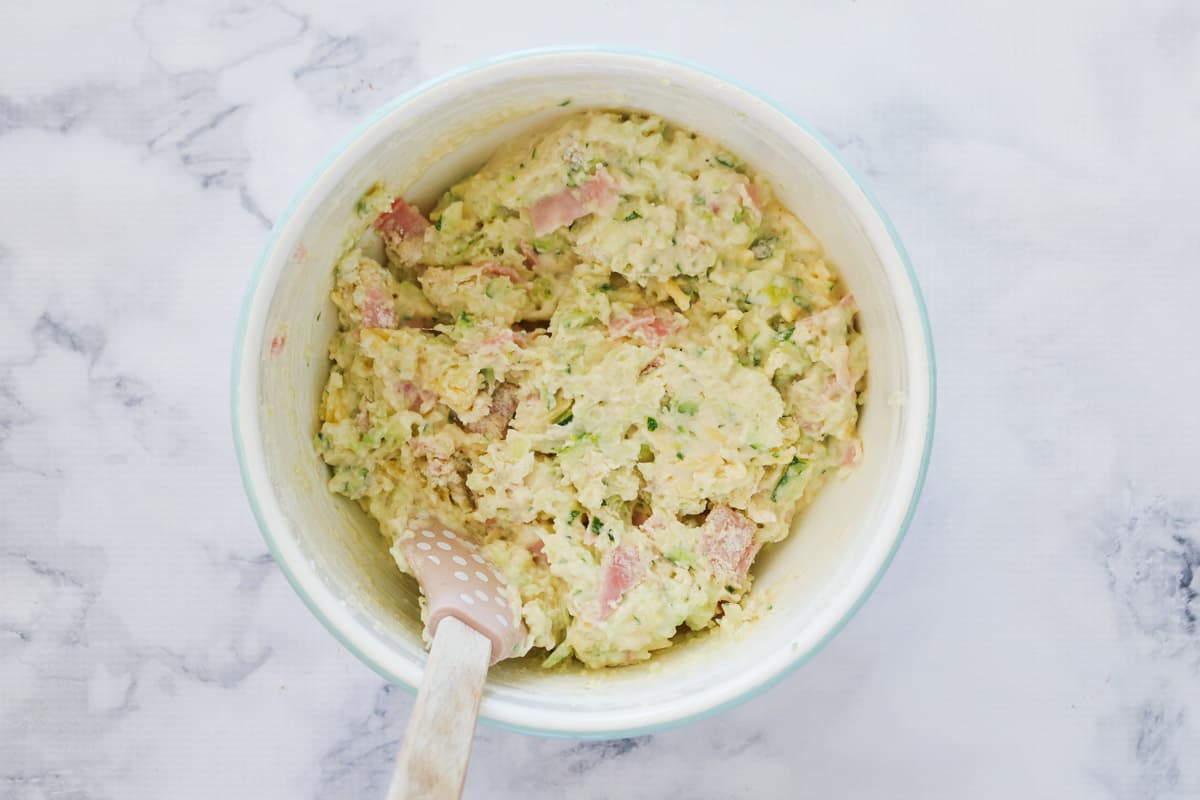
[231,47,935,738]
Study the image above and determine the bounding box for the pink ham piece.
[359,284,397,329]
[396,380,437,413]
[349,257,401,329]
[479,262,526,283]
[528,167,617,236]
[464,382,520,439]
[474,327,527,353]
[841,439,863,467]
[744,182,762,215]
[701,505,760,581]
[519,241,540,269]
[529,538,547,565]
[640,511,669,536]
[791,293,856,344]
[608,307,683,348]
[374,197,429,238]
[597,545,643,619]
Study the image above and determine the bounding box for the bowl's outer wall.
[232,47,935,738]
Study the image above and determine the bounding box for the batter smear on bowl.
[316,111,866,668]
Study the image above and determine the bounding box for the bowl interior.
[236,51,931,736]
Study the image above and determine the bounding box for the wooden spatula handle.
[387,616,493,800]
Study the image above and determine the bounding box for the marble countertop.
[3,1,1198,797]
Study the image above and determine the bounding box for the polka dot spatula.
[386,514,526,800]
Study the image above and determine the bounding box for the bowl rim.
[231,44,936,739]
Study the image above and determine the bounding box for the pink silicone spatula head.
[395,513,527,663]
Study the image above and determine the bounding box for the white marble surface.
[2,0,1198,797]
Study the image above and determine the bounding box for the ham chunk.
[374,197,429,238]
[528,167,617,235]
[608,307,684,347]
[701,505,760,581]
[480,262,526,283]
[529,538,547,565]
[394,380,438,414]
[375,197,429,265]
[519,241,540,269]
[464,382,519,439]
[361,289,396,328]
[356,267,398,329]
[333,251,404,330]
[597,545,643,619]
[791,294,856,344]
[841,439,863,467]
[479,327,528,351]
[742,182,762,215]
[336,255,405,333]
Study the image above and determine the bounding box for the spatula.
[385,513,527,800]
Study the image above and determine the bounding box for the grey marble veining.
[2,1,1199,797]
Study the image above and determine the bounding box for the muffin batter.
[316,111,866,668]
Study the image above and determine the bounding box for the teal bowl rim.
[231,44,937,740]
